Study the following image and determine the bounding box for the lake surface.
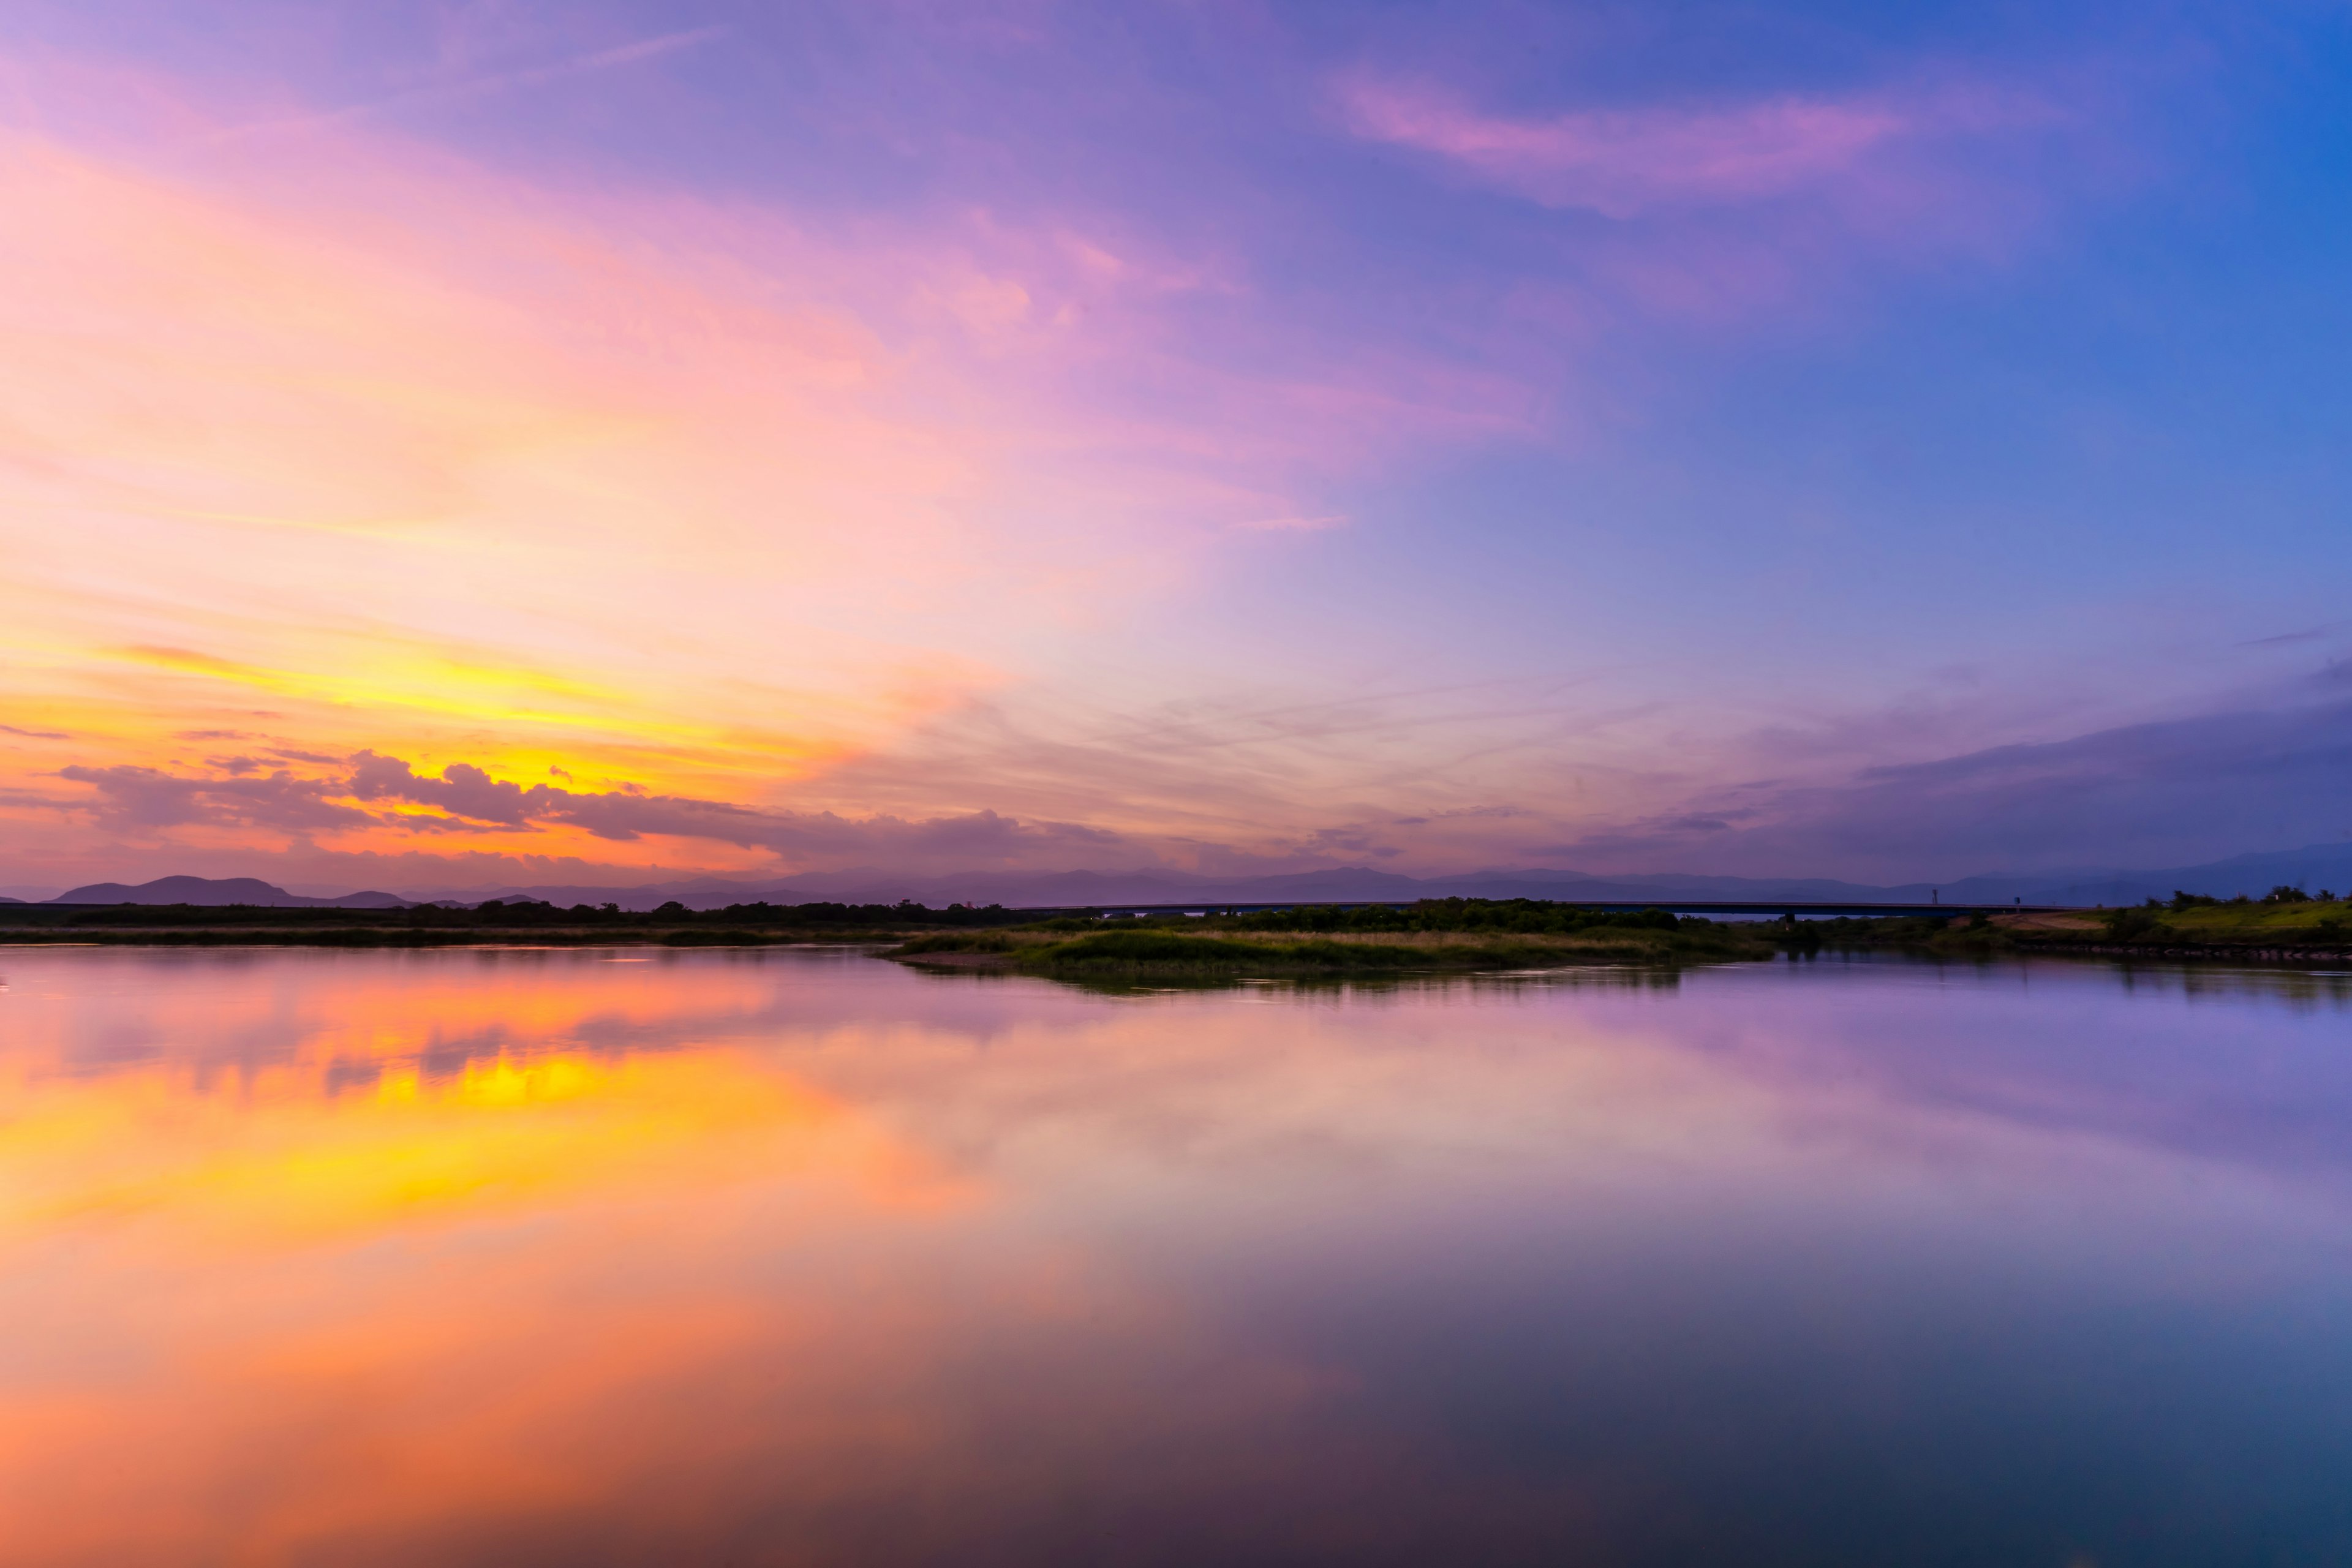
[4,948,2352,1566]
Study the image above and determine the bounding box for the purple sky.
[2,0,2349,892]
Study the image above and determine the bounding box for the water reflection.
[2,948,2351,1564]
[1000,962,1701,1000]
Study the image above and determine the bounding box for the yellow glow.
[0,111,1229,878]
[0,1025,974,1248]
[0,945,2000,1562]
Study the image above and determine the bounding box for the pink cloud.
[1338,73,2062,219]
[1335,67,2116,336]
[5,51,1561,877]
[0,35,2159,889]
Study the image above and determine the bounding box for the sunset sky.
[4,0,2350,895]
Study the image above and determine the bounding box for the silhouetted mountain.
[48,876,412,908]
[1999,842,2352,905]
[388,865,1940,910]
[61,840,2352,916]
[396,840,2352,911]
[699,865,1992,908]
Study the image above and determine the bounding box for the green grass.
[891,921,1768,974]
[2081,898,2352,948]
[1793,897,2352,955]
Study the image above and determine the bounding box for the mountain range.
[17,876,414,908]
[12,840,2352,911]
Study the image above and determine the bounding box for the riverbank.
[0,896,1775,967]
[1796,896,2352,962]
[13,894,2346,967]
[0,899,1023,948]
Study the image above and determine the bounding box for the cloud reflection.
[5,949,2352,1562]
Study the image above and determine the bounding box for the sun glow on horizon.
[4,2,2351,890]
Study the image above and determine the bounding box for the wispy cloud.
[1234,513,1348,532]
[0,9,2259,891]
[205,26,729,144]
[2237,620,2350,648]
[1336,72,2060,218]
[0,77,1559,884]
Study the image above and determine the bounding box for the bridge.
[1016,899,2089,920]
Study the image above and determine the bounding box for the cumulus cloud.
[349,752,805,846]
[47,750,1152,871]
[42,690,2352,887]
[56,764,377,832]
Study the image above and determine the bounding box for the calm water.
[4,949,2352,1566]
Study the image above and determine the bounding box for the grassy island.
[1798,887,2352,960]
[889,900,1770,975]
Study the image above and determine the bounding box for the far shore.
[8,893,2352,971]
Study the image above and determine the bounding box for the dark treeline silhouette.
[0,897,1028,944]
[0,895,1713,948]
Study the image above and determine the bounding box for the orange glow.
[0,127,1006,769]
[0,96,1290,881]
[0,954,1016,1561]
[0,964,979,1248]
[0,946,2174,1562]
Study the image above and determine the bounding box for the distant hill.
[1996,842,2352,907]
[409,864,1982,911]
[407,840,2352,911]
[53,840,2352,915]
[48,876,412,908]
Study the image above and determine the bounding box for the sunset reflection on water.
[5,948,2352,1565]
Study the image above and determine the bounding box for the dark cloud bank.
[1527,695,2352,881]
[30,695,2352,905]
[57,750,1131,865]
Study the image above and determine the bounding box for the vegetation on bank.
[0,895,1758,968]
[1795,886,2352,957]
[15,885,2348,965]
[0,898,1028,946]
[0,892,1781,970]
[2067,887,2352,952]
[891,903,1770,974]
